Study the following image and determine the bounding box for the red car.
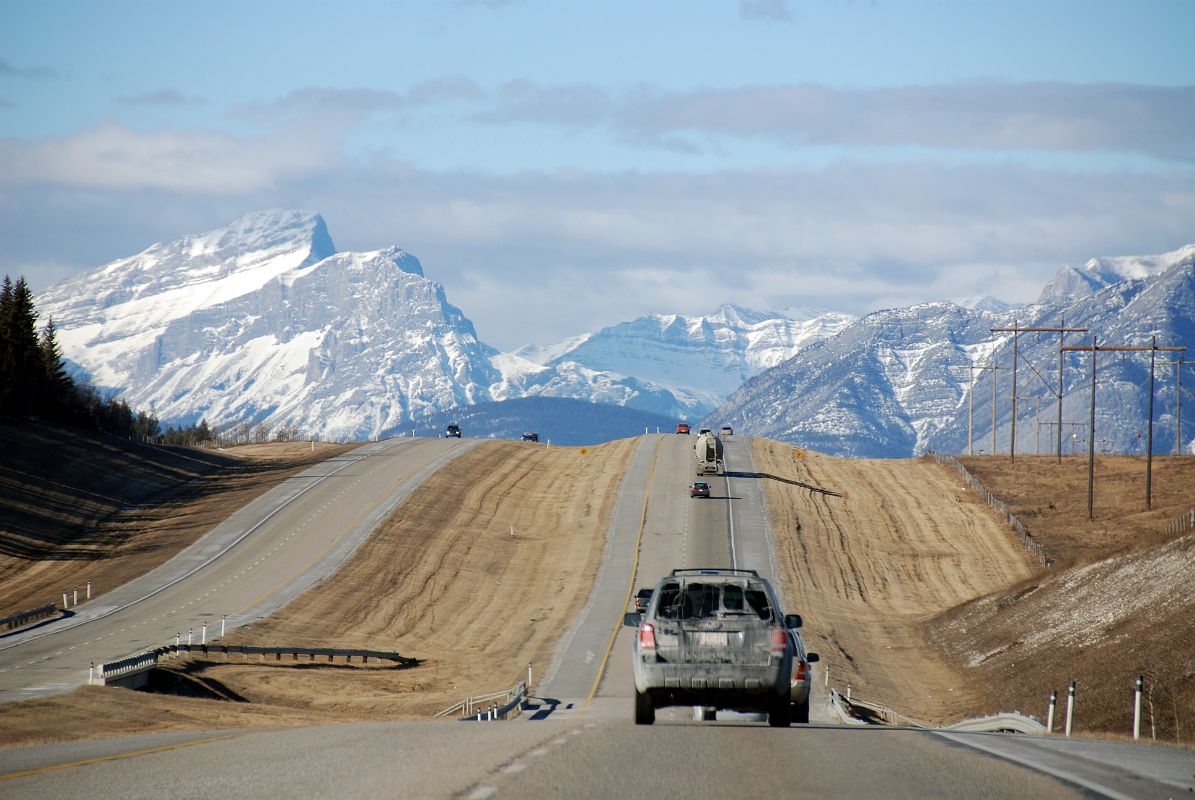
[676,423,691,434]
[690,481,711,498]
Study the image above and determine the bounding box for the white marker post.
[1133,675,1143,740]
[222,615,227,637]
[201,621,207,645]
[1064,681,1076,736]
[1046,690,1056,734]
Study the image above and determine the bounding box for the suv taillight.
[771,626,787,654]
[794,659,807,681]
[639,623,656,651]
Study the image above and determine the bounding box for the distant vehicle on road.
[633,587,653,614]
[694,431,724,475]
[676,423,691,434]
[623,567,796,726]
[445,424,461,438]
[785,615,820,724]
[521,432,539,442]
[698,428,711,435]
[720,425,733,437]
[690,481,711,498]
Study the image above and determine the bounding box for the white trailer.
[694,431,724,475]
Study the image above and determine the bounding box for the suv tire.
[768,696,791,728]
[634,689,655,725]
[794,695,810,724]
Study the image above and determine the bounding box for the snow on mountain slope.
[519,303,854,416]
[715,247,1195,457]
[119,245,498,440]
[1038,243,1195,303]
[40,210,337,388]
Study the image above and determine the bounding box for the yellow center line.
[0,732,245,782]
[580,434,663,712]
[232,460,427,615]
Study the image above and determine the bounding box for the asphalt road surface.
[3,434,1192,799]
[0,436,473,703]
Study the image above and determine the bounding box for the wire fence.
[1166,508,1195,535]
[924,451,1049,568]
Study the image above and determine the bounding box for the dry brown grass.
[0,437,637,749]
[931,454,1195,744]
[0,420,355,618]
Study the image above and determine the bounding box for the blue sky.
[2,0,1194,348]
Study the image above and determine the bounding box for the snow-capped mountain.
[713,246,1195,457]
[510,304,854,417]
[1037,243,1195,303]
[42,211,503,440]
[40,210,854,440]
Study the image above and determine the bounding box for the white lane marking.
[501,763,526,775]
[467,787,497,800]
[529,748,548,757]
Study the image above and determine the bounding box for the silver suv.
[623,568,796,726]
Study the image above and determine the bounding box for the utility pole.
[1063,338,1185,515]
[1164,359,1195,455]
[990,322,1087,463]
[959,364,1001,456]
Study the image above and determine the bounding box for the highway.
[2,434,1192,798]
[0,436,473,703]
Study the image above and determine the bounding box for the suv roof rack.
[668,567,760,577]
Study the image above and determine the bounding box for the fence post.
[1065,681,1076,736]
[1133,675,1143,740]
[1046,690,1056,734]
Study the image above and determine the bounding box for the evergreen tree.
[0,277,42,416]
[0,275,13,412]
[39,317,75,417]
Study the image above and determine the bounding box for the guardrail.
[436,680,527,721]
[89,643,417,687]
[842,692,929,728]
[924,451,1049,568]
[1,603,58,632]
[1166,508,1195,535]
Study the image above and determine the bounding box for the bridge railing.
[1,603,58,632]
[89,642,416,685]
[436,680,527,720]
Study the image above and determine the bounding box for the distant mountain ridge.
[39,210,851,441]
[711,248,1195,456]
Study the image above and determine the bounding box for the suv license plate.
[696,632,728,647]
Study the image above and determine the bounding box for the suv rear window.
[654,580,773,621]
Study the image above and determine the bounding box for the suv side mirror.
[806,652,820,663]
[623,612,642,627]
[785,613,803,629]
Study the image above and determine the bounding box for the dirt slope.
[4,432,1191,749]
[0,420,355,617]
[933,455,1195,741]
[751,441,1040,724]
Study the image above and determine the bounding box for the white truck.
[694,431,724,475]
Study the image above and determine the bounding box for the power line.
[1061,337,1186,517]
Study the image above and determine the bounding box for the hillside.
[1,430,1191,750]
[0,420,355,617]
[754,444,1195,740]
